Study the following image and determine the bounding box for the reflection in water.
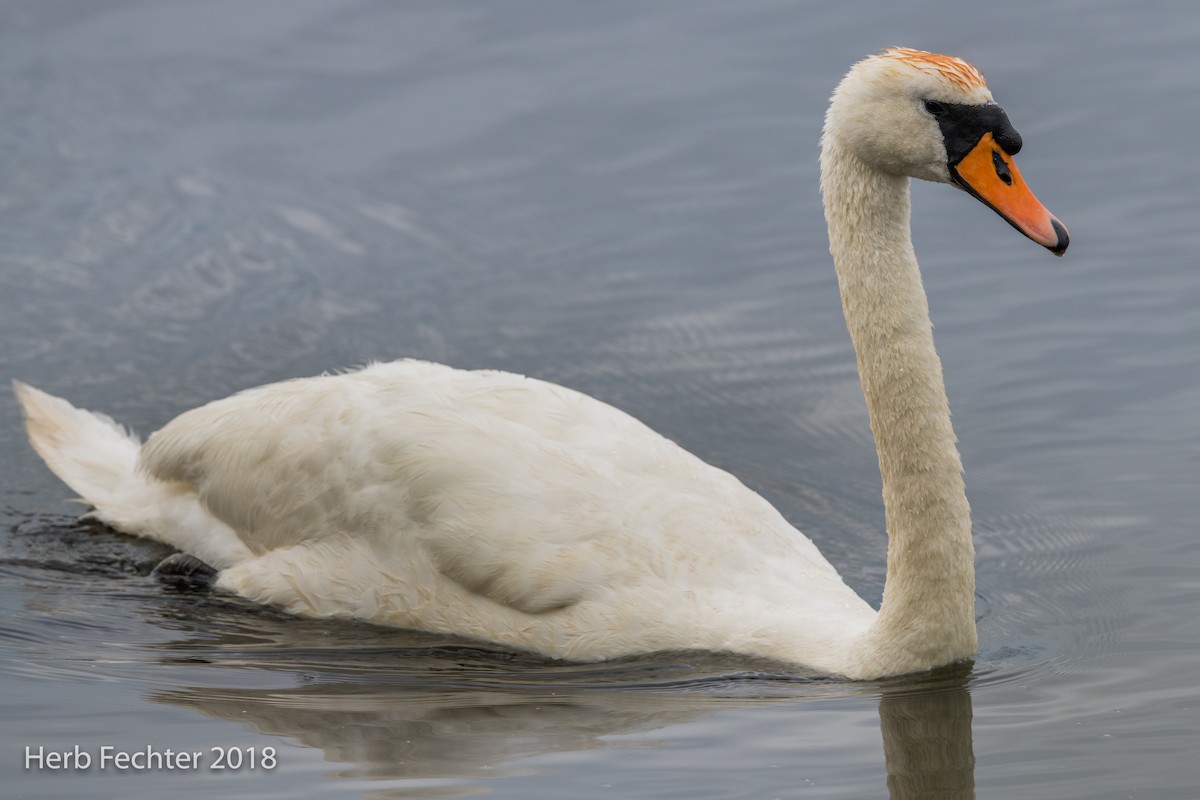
[157,682,709,784]
[145,606,977,798]
[879,665,975,800]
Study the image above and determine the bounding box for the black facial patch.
[929,101,1023,166]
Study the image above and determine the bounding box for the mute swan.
[14,48,1067,679]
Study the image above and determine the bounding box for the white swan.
[14,49,1067,679]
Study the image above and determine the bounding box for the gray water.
[2,1,1198,798]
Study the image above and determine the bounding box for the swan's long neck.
[820,139,977,675]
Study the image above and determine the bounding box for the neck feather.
[820,140,977,674]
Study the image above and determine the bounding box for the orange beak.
[951,132,1069,256]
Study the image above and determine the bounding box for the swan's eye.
[923,100,946,116]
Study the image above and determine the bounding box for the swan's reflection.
[144,602,976,799]
[157,682,711,782]
[878,664,976,800]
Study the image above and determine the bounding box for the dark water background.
[2,1,1198,798]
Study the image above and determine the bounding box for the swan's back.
[139,360,867,646]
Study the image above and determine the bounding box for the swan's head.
[824,47,1069,255]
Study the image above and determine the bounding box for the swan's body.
[15,49,1067,679]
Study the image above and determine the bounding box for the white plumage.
[14,362,873,670]
[14,49,1067,679]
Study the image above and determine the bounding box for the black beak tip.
[1048,218,1069,257]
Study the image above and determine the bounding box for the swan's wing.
[140,360,838,616]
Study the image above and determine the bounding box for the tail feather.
[13,380,142,506]
[12,381,253,570]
